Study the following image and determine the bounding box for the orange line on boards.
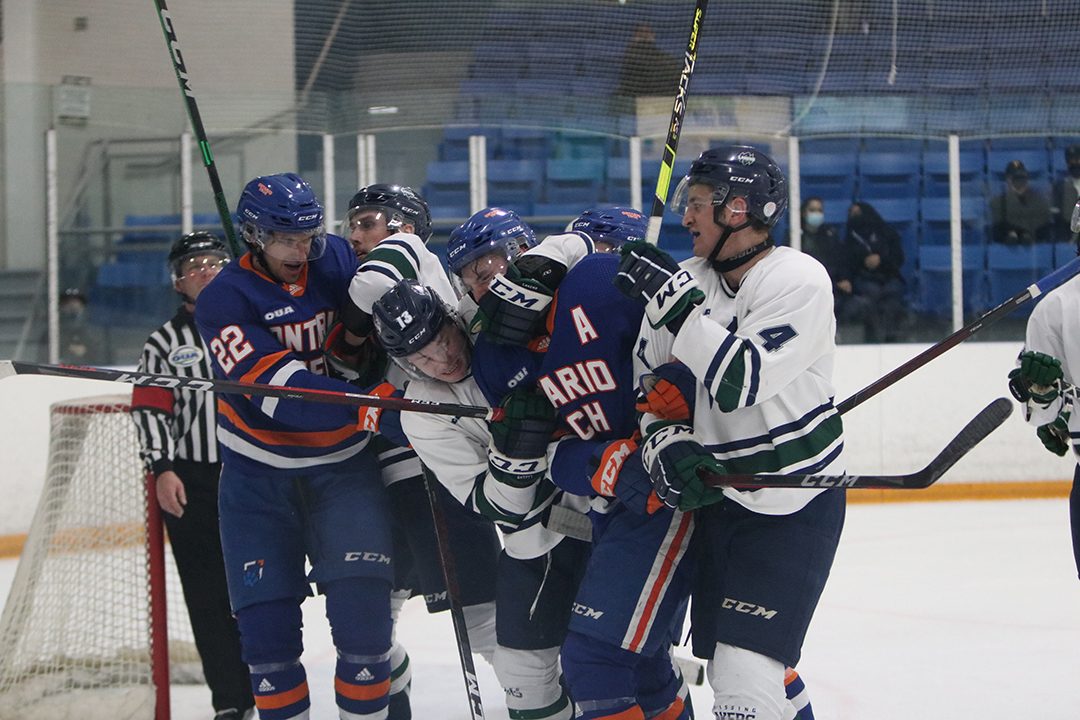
[0,482,1071,559]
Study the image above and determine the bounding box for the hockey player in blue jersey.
[195,173,400,720]
[615,146,842,720]
[476,207,694,720]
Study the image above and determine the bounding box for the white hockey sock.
[463,601,497,665]
[708,642,788,720]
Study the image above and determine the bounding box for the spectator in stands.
[991,159,1053,245]
[58,287,107,364]
[1053,145,1080,241]
[616,23,680,101]
[800,196,855,319]
[844,201,908,343]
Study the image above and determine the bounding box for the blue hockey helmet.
[670,145,788,229]
[236,173,327,261]
[447,208,536,277]
[372,279,470,382]
[569,206,648,251]
[346,184,433,243]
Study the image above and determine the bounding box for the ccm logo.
[572,602,604,619]
[721,597,777,619]
[297,214,320,222]
[344,551,391,564]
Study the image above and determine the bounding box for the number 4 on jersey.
[758,324,797,353]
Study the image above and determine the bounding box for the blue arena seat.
[487,159,543,215]
[800,153,857,206]
[986,243,1054,315]
[915,245,988,317]
[858,151,921,200]
[544,158,604,205]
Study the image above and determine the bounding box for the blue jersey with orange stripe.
[194,234,372,473]
[537,252,645,497]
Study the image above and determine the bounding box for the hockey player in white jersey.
[373,279,591,720]
[614,145,845,720]
[1008,196,1080,579]
[332,184,500,718]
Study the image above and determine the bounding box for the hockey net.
[0,395,201,720]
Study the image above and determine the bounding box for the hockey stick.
[837,255,1080,415]
[0,360,503,421]
[420,465,485,720]
[645,0,708,245]
[701,397,1012,490]
[153,0,241,256]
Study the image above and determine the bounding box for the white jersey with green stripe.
[347,231,457,313]
[402,374,590,559]
[634,246,844,516]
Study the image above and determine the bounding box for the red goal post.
[0,395,201,720]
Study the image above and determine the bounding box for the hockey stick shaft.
[153,0,241,256]
[701,397,1012,489]
[421,466,485,720]
[645,0,708,245]
[838,255,1080,415]
[0,360,502,421]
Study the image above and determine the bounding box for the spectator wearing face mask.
[800,197,855,319]
[1053,145,1080,241]
[844,201,908,343]
[991,159,1053,245]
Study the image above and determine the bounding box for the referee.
[131,232,254,720]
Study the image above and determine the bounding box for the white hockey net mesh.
[0,395,200,720]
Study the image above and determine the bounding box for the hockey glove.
[635,361,698,422]
[613,241,704,333]
[357,381,400,434]
[588,438,663,515]
[642,423,727,511]
[324,321,389,388]
[1014,350,1064,405]
[1037,411,1071,457]
[470,262,556,345]
[488,389,557,488]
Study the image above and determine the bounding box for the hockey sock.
[325,577,393,719]
[635,648,691,720]
[235,599,309,720]
[708,643,788,720]
[388,640,412,720]
[785,667,815,720]
[464,600,498,664]
[561,631,643,720]
[249,661,310,720]
[388,590,413,720]
[493,645,572,720]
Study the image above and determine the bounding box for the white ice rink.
[2,498,1078,719]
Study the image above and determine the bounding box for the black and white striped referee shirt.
[131,306,219,474]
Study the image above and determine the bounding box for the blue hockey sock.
[249,660,309,720]
[785,667,815,720]
[561,631,641,720]
[335,652,391,718]
[635,649,691,720]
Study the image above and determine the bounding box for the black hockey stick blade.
[0,360,501,421]
[701,397,1013,490]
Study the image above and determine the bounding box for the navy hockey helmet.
[373,279,470,382]
[236,173,327,260]
[670,145,788,229]
[446,207,536,277]
[569,206,648,251]
[167,231,231,281]
[346,184,433,243]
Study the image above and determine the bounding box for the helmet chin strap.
[705,206,774,274]
[251,246,291,287]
